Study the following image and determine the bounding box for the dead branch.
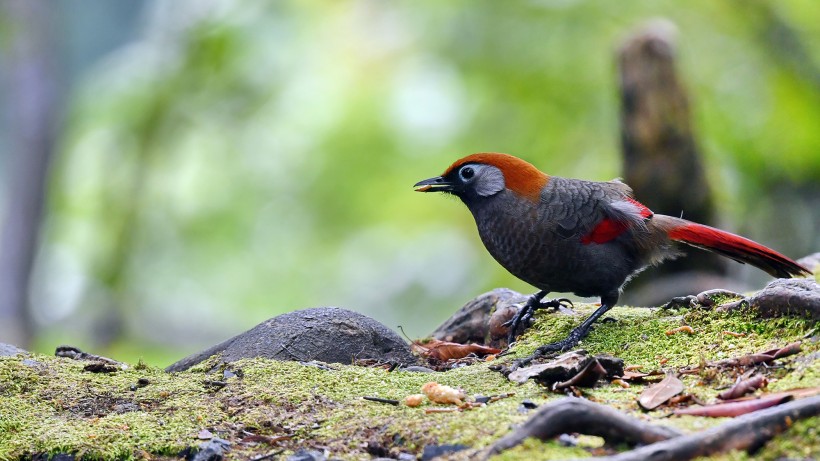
[577,395,820,461]
[486,396,819,461]
[484,398,680,459]
[617,19,722,291]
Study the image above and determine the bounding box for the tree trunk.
[0,0,60,348]
[617,20,727,304]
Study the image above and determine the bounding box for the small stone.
[286,449,326,461]
[518,399,538,413]
[401,366,436,373]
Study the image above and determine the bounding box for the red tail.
[667,222,810,278]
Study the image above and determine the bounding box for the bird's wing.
[539,178,652,243]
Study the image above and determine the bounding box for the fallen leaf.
[508,350,591,384]
[665,326,695,336]
[621,370,649,380]
[713,342,801,368]
[639,374,684,410]
[553,359,608,390]
[719,387,820,403]
[717,375,768,400]
[507,350,623,386]
[673,394,792,417]
[412,339,501,361]
[771,342,802,360]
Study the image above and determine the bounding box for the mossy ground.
[0,302,817,461]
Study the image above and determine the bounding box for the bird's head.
[414,153,549,205]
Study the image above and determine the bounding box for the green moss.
[0,300,817,460]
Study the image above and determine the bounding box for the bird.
[414,152,810,363]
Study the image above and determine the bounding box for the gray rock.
[286,449,326,461]
[401,365,436,373]
[430,288,528,348]
[0,343,27,357]
[718,278,820,320]
[747,278,820,319]
[167,307,416,372]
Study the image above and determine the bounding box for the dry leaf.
[665,326,695,336]
[717,375,768,400]
[553,359,608,390]
[413,339,501,361]
[621,370,649,380]
[719,387,820,403]
[673,394,792,417]
[713,342,801,368]
[638,374,684,410]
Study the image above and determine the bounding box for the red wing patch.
[581,219,629,244]
[627,198,653,219]
[581,198,653,245]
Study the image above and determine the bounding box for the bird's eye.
[460,166,475,180]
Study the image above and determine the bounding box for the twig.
[484,398,680,458]
[249,451,283,461]
[484,396,820,461]
[362,396,399,406]
[579,395,820,461]
[55,345,125,368]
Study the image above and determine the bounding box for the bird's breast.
[471,194,569,287]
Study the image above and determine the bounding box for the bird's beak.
[413,176,454,192]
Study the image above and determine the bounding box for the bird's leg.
[504,291,546,345]
[512,292,618,369]
[504,291,573,345]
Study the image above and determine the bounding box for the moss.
[0,301,817,460]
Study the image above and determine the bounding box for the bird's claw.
[505,336,580,372]
[505,296,575,345]
[534,338,576,355]
[542,297,573,310]
[663,295,697,310]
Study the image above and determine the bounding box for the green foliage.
[31,1,820,362]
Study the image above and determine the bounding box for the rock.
[744,278,819,320]
[167,307,416,372]
[189,438,230,461]
[0,343,27,357]
[400,365,436,373]
[420,444,469,461]
[717,278,820,320]
[430,288,528,348]
[286,449,326,461]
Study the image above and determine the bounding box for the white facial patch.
[472,164,506,197]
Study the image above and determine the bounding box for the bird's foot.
[508,324,589,370]
[540,297,575,313]
[503,293,572,346]
[663,295,697,310]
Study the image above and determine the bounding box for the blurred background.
[0,0,818,366]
